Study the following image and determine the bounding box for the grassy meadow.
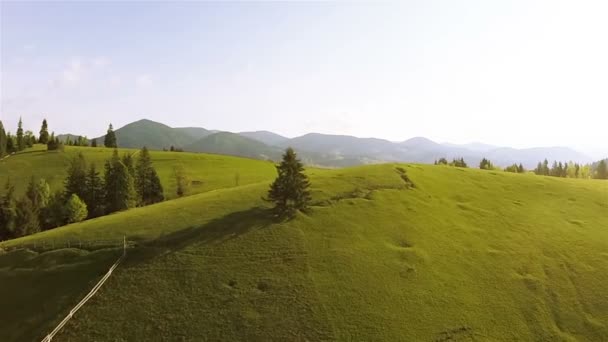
[0,144,277,200]
[0,148,607,341]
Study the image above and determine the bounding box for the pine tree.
[84,163,105,218]
[26,177,50,210]
[266,148,311,216]
[65,194,88,223]
[596,160,608,180]
[534,162,542,175]
[39,119,50,144]
[479,158,493,170]
[16,117,25,151]
[0,179,17,240]
[121,153,135,179]
[64,152,88,200]
[543,159,550,175]
[91,139,97,147]
[135,147,164,206]
[104,150,136,213]
[15,197,40,237]
[0,120,6,158]
[518,163,524,173]
[104,124,117,148]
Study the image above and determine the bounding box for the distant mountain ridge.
[91,119,593,168]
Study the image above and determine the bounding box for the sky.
[1,1,607,158]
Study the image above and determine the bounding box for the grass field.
[1,160,607,341]
[0,144,277,200]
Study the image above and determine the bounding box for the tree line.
[0,147,163,240]
[0,118,120,157]
[533,159,607,179]
[0,118,37,157]
[433,155,607,179]
[434,157,468,168]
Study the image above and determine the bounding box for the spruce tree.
[518,163,524,173]
[39,119,50,144]
[596,160,608,180]
[84,163,105,218]
[64,152,88,200]
[16,117,25,151]
[121,153,135,179]
[0,120,6,158]
[104,124,118,148]
[104,150,136,213]
[543,159,550,175]
[5,133,14,154]
[135,147,164,206]
[267,148,311,216]
[15,197,39,237]
[26,177,50,210]
[91,139,97,147]
[534,162,542,175]
[0,179,17,240]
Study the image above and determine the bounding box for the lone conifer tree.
[64,152,88,201]
[39,119,50,144]
[84,163,105,218]
[104,123,117,148]
[16,117,25,151]
[0,120,7,158]
[104,150,136,213]
[267,148,311,216]
[135,147,164,205]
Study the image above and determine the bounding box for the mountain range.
[92,119,595,168]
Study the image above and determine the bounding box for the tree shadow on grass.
[125,206,276,266]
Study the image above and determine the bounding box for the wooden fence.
[40,237,128,342]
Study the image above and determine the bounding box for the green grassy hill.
[0,144,276,199]
[185,132,282,160]
[1,164,607,341]
[95,119,199,150]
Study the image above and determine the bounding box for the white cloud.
[92,56,110,68]
[22,44,36,52]
[62,57,84,83]
[109,75,122,86]
[135,74,153,88]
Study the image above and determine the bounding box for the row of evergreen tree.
[0,147,163,240]
[433,156,606,179]
[0,118,37,157]
[0,118,120,158]
[533,159,607,179]
[434,157,468,168]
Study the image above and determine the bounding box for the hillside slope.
[1,165,607,341]
[95,119,196,150]
[0,145,276,199]
[238,131,289,146]
[185,132,282,160]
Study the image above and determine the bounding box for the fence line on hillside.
[40,237,128,342]
[1,238,135,253]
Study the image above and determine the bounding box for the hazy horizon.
[2,1,607,158]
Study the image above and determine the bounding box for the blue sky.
[1,1,607,157]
